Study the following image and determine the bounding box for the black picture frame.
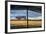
[5,1,45,33]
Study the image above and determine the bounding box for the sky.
[10,5,42,19]
[10,10,42,19]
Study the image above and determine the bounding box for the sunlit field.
[10,19,42,29]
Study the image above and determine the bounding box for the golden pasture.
[10,19,42,28]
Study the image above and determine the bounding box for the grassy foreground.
[10,19,42,29]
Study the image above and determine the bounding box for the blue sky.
[10,10,42,19]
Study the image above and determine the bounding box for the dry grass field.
[28,20,42,28]
[10,19,42,29]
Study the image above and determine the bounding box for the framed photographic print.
[5,1,45,33]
